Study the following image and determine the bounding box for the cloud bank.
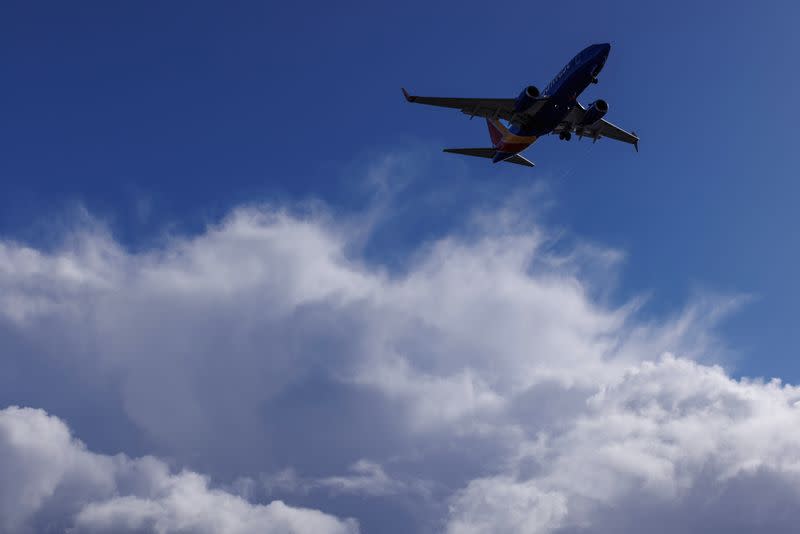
[1,189,798,533]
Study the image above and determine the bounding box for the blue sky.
[2,2,800,533]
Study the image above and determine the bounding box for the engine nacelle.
[514,85,541,112]
[580,99,609,125]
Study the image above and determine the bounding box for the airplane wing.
[402,88,546,123]
[593,119,639,148]
[559,104,639,151]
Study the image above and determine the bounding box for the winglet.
[632,131,639,152]
[401,87,415,102]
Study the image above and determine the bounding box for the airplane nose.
[592,43,610,63]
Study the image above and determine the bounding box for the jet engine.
[514,85,541,112]
[580,99,609,125]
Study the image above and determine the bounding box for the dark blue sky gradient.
[1,1,798,380]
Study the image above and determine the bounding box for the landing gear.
[559,132,572,141]
[591,77,599,84]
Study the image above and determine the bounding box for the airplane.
[402,43,638,167]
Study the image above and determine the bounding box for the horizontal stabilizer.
[443,148,535,167]
[443,148,496,159]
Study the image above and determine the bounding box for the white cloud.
[446,355,800,533]
[0,406,357,534]
[1,190,798,533]
[0,205,646,455]
[446,477,568,534]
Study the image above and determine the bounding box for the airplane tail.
[486,118,508,148]
[441,118,534,167]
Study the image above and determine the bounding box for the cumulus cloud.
[446,356,800,533]
[0,186,797,533]
[0,406,357,534]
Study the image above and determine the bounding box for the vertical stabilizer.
[486,118,508,148]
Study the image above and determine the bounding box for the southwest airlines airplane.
[402,43,638,167]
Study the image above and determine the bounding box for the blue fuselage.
[512,43,611,137]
